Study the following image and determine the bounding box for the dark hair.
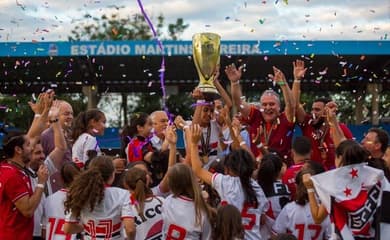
[224,149,258,207]
[61,162,81,187]
[292,136,312,156]
[213,204,244,240]
[72,109,105,141]
[124,167,153,222]
[2,132,26,158]
[119,112,149,158]
[295,160,325,206]
[64,155,114,218]
[368,128,389,153]
[335,140,358,158]
[313,97,331,105]
[257,153,283,196]
[128,112,149,138]
[341,144,369,166]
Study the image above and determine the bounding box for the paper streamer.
[136,0,167,112]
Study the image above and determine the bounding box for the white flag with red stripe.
[311,163,384,239]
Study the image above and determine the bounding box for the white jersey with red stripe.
[261,180,291,240]
[272,202,331,240]
[162,195,212,240]
[130,195,164,240]
[211,173,269,240]
[65,187,132,240]
[43,189,77,240]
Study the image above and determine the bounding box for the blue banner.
[0,40,388,57]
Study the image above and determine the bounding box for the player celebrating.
[63,156,133,239]
[189,124,268,239]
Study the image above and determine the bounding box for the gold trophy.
[192,32,221,101]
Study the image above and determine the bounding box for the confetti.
[258,18,265,24]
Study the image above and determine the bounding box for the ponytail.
[124,167,152,222]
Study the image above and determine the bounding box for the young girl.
[43,162,80,240]
[257,153,291,239]
[124,167,164,240]
[162,163,215,239]
[72,109,106,168]
[212,204,244,240]
[272,161,331,240]
[303,141,386,239]
[125,112,154,163]
[63,156,132,239]
[188,124,268,240]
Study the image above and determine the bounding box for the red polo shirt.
[0,162,34,240]
[300,115,353,170]
[242,106,295,165]
[281,162,305,200]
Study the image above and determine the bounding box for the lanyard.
[200,125,211,157]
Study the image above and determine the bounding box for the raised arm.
[158,125,178,193]
[47,101,67,170]
[291,60,307,123]
[225,64,251,118]
[213,65,232,109]
[189,124,213,185]
[302,173,328,224]
[326,101,346,147]
[191,88,203,125]
[27,92,53,139]
[269,66,295,123]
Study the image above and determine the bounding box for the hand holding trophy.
[192,32,221,101]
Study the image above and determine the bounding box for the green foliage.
[0,94,34,131]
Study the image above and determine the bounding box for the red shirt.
[127,136,154,163]
[242,107,295,165]
[281,162,304,200]
[0,162,34,240]
[300,115,353,170]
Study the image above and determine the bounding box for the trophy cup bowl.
[192,32,221,101]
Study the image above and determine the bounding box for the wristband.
[239,141,246,146]
[36,183,45,189]
[49,119,59,124]
[294,80,301,83]
[34,114,41,118]
[307,188,315,193]
[196,99,205,104]
[277,81,286,86]
[231,81,240,86]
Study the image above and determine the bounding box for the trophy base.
[198,86,220,101]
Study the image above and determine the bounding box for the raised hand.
[325,101,338,124]
[28,93,45,114]
[224,63,243,83]
[174,115,186,130]
[293,60,307,80]
[165,125,177,145]
[302,173,314,189]
[191,87,204,100]
[49,100,61,120]
[189,124,202,144]
[37,164,49,184]
[268,66,287,86]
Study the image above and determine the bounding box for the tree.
[68,6,189,126]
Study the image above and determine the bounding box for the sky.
[0,0,389,42]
